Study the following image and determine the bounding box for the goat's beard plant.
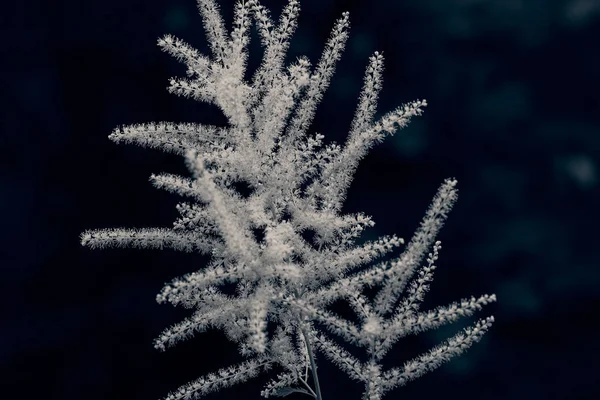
[81,1,496,399]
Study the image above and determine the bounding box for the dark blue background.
[2,0,599,399]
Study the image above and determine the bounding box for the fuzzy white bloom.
[362,316,383,336]
[81,1,496,399]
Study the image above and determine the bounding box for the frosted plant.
[80,1,496,399]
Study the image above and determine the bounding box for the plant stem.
[300,326,323,400]
[298,377,317,398]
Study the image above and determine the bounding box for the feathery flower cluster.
[81,1,495,399]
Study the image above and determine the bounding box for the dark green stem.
[300,326,323,400]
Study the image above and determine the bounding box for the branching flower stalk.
[81,1,496,399]
[300,326,323,400]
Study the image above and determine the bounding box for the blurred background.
[2,0,599,399]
